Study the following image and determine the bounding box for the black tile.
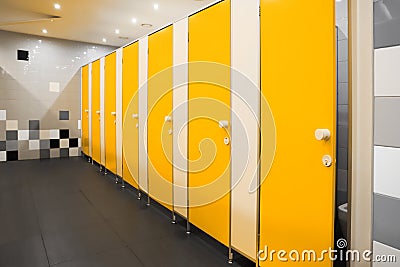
[6,131,17,140]
[29,120,39,131]
[17,50,29,61]
[6,151,18,161]
[60,148,69,158]
[29,130,39,140]
[40,149,50,159]
[69,138,78,148]
[59,110,70,120]
[60,129,69,139]
[0,141,5,151]
[50,139,60,149]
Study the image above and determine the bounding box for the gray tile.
[60,148,69,158]
[338,61,348,83]
[18,149,40,161]
[29,130,39,140]
[6,141,18,151]
[18,140,29,150]
[338,83,348,105]
[28,120,39,131]
[375,97,400,147]
[40,149,50,159]
[40,140,50,149]
[374,194,400,250]
[59,110,70,120]
[338,40,348,62]
[338,105,348,126]
[338,125,349,149]
[0,141,5,151]
[50,148,60,158]
[6,131,17,140]
[0,121,5,141]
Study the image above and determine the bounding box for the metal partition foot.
[171,213,176,224]
[138,191,141,200]
[186,220,191,235]
[228,248,233,264]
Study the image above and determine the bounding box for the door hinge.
[259,6,261,16]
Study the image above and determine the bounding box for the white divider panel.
[374,46,400,96]
[373,241,400,267]
[173,18,189,218]
[116,48,123,177]
[100,57,106,166]
[230,0,260,260]
[139,37,149,193]
[88,63,93,157]
[374,146,400,199]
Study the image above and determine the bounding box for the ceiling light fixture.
[132,17,137,23]
[102,38,107,43]
[115,29,120,34]
[54,3,61,9]
[141,23,153,28]
[154,3,159,10]
[42,29,48,34]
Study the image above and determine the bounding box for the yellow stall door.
[81,65,89,156]
[91,60,101,163]
[188,0,231,246]
[105,53,117,174]
[259,0,336,266]
[147,26,173,210]
[122,42,139,188]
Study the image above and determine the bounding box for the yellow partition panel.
[105,53,117,173]
[122,42,139,188]
[81,65,89,156]
[91,60,101,163]
[148,26,173,210]
[259,0,336,266]
[188,0,231,246]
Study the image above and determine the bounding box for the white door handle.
[85,109,89,113]
[111,112,116,116]
[96,111,100,115]
[219,120,229,129]
[132,114,139,119]
[315,129,331,141]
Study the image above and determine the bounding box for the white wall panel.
[230,0,260,261]
[88,63,93,157]
[374,46,400,96]
[139,37,149,193]
[374,146,400,199]
[100,57,106,166]
[373,241,400,267]
[116,48,123,176]
[173,18,189,218]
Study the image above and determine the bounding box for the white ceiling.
[0,0,216,47]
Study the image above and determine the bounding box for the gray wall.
[0,30,115,161]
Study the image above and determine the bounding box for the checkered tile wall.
[0,110,81,162]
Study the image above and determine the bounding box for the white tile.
[49,129,59,139]
[374,146,400,199]
[78,138,82,147]
[0,151,6,162]
[29,140,40,150]
[69,147,79,157]
[40,130,51,140]
[375,46,400,96]
[60,139,69,148]
[18,130,29,140]
[49,82,60,93]
[78,120,81,130]
[373,241,400,267]
[0,110,6,120]
[6,120,18,130]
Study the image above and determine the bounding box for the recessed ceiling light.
[141,23,153,28]
[132,17,137,23]
[42,29,48,34]
[115,29,120,34]
[54,3,61,9]
[102,38,107,43]
[154,3,159,10]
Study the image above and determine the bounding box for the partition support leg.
[121,178,125,189]
[228,247,233,264]
[186,220,191,235]
[171,212,176,224]
[138,190,141,200]
[115,175,118,184]
[146,196,150,206]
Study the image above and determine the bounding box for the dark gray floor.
[0,157,254,267]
